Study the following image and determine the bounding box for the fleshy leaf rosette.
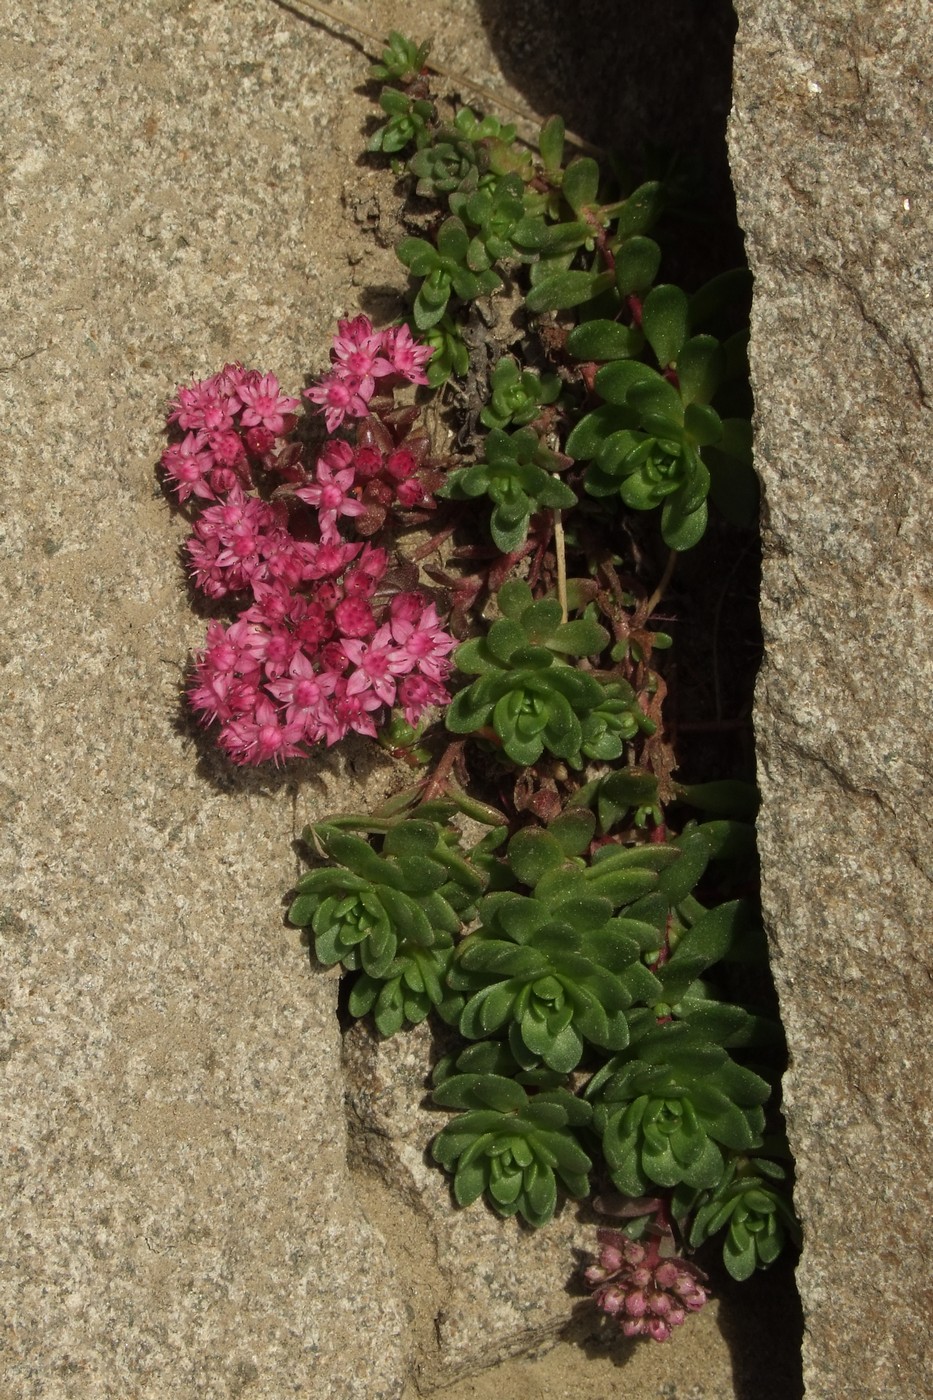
[479,355,561,431]
[689,1155,800,1280]
[288,819,485,1035]
[446,580,653,766]
[448,824,667,1072]
[441,427,576,553]
[588,1021,771,1196]
[431,1073,592,1226]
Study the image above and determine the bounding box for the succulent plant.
[288,818,485,1034]
[432,1035,568,1091]
[449,106,533,183]
[566,274,758,547]
[347,942,461,1037]
[398,217,502,330]
[417,313,470,387]
[441,428,576,552]
[480,356,561,430]
[449,105,517,146]
[568,359,716,551]
[408,138,480,199]
[447,824,667,1071]
[571,766,665,832]
[587,1021,771,1197]
[446,580,653,765]
[367,88,436,155]
[431,1072,593,1226]
[448,173,530,270]
[165,32,797,1347]
[369,30,432,85]
[689,1156,800,1280]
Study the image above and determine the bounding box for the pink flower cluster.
[163,324,455,766]
[583,1229,710,1342]
[305,317,433,432]
[163,364,300,503]
[189,570,455,765]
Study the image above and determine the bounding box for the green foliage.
[288,817,485,1035]
[690,1156,801,1280]
[566,269,758,546]
[587,1022,771,1197]
[571,767,664,831]
[409,137,480,198]
[568,361,713,551]
[431,1074,593,1225]
[398,217,502,329]
[368,89,436,154]
[449,174,532,269]
[480,357,561,430]
[448,827,667,1071]
[419,313,470,387]
[369,31,431,84]
[286,34,799,1302]
[441,428,575,552]
[445,581,654,766]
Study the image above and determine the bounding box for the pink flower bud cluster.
[162,324,455,767]
[584,1229,710,1342]
[305,317,433,431]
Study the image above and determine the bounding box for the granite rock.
[343,1020,743,1394]
[2,0,874,1393]
[730,4,933,1397]
[0,1,419,1394]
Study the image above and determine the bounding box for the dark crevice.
[475,3,802,1395]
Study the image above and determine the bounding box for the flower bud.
[624,1289,647,1318]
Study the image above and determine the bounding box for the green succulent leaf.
[437,216,470,261]
[565,404,639,461]
[593,359,662,408]
[539,114,565,174]
[610,180,664,239]
[676,335,724,406]
[496,578,534,618]
[566,319,645,362]
[508,828,566,886]
[369,31,431,84]
[660,494,708,550]
[525,268,614,313]
[561,156,601,213]
[431,1080,592,1226]
[675,781,760,820]
[689,267,753,335]
[641,285,690,367]
[547,807,597,857]
[615,236,662,297]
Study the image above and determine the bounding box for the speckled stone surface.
[0,1,750,1395]
[0,2,426,1395]
[345,1021,746,1395]
[730,5,933,1398]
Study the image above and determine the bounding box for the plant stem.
[645,549,678,619]
[553,507,568,621]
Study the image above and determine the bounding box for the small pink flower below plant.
[583,1228,710,1342]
